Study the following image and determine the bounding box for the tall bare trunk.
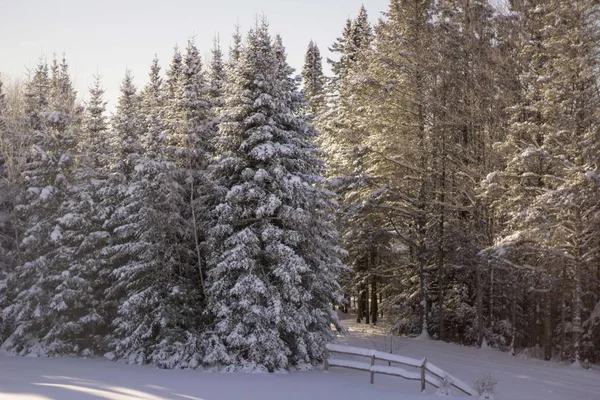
[544,290,552,361]
[477,262,484,347]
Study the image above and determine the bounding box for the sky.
[0,0,389,112]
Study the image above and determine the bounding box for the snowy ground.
[1,313,599,400]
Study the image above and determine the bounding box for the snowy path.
[0,314,599,399]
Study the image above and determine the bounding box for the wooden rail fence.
[324,343,476,396]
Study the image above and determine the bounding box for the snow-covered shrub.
[474,373,498,399]
[435,373,453,396]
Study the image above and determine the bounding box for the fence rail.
[324,343,476,396]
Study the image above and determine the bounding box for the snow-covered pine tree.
[0,73,6,113]
[0,73,8,279]
[2,61,53,354]
[327,18,352,88]
[482,0,600,363]
[525,0,600,365]
[327,5,372,90]
[301,40,325,115]
[48,55,78,131]
[209,36,227,109]
[0,78,30,284]
[166,38,215,301]
[318,6,373,179]
[349,5,373,64]
[477,0,551,352]
[317,6,388,326]
[227,24,243,71]
[335,0,437,334]
[139,56,165,158]
[111,71,142,176]
[204,20,346,371]
[1,59,82,355]
[0,76,28,343]
[80,76,110,165]
[426,0,500,343]
[104,48,205,368]
[165,46,183,105]
[33,74,113,356]
[207,36,227,156]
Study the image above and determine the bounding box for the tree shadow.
[0,366,206,400]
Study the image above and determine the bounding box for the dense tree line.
[0,20,344,371]
[313,0,600,366]
[1,0,599,370]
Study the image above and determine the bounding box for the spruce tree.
[37,75,112,356]
[327,18,352,87]
[301,40,325,115]
[165,46,183,104]
[209,36,227,108]
[111,71,142,176]
[228,24,243,69]
[1,60,81,355]
[0,74,8,278]
[205,21,345,371]
[140,56,165,158]
[105,49,204,368]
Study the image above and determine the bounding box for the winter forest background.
[1,0,600,371]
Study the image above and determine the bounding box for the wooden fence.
[324,343,477,396]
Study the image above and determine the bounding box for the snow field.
[1,313,599,400]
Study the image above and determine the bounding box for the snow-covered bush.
[474,373,498,399]
[435,373,453,396]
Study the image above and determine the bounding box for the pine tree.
[0,74,6,116]
[349,5,373,64]
[339,0,437,334]
[111,71,142,176]
[301,40,325,115]
[165,46,183,104]
[327,6,373,88]
[327,18,352,87]
[209,36,227,108]
[0,74,8,277]
[228,24,243,69]
[205,21,346,371]
[48,54,77,131]
[140,56,165,158]
[80,76,110,167]
[105,49,205,368]
[482,0,600,363]
[1,59,82,355]
[37,74,113,356]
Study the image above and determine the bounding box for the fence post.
[421,357,427,392]
[324,348,329,372]
[370,354,375,384]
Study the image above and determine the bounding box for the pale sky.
[0,0,389,112]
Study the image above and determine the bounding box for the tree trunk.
[357,284,363,323]
[510,282,517,356]
[477,262,484,347]
[544,290,552,361]
[561,265,567,361]
[489,263,495,332]
[364,282,370,325]
[573,207,583,365]
[371,277,378,325]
